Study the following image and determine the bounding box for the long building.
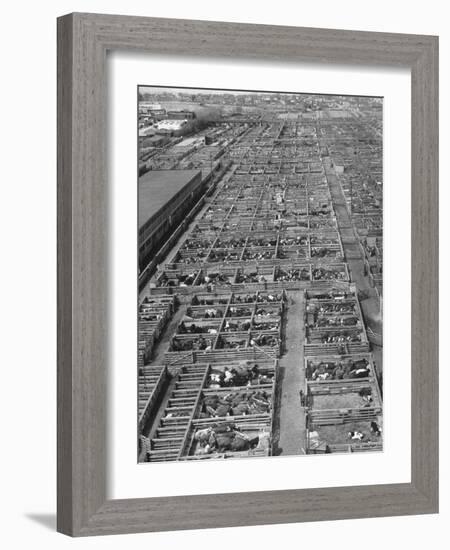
[139,169,202,273]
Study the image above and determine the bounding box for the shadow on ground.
[25,513,56,531]
[271,365,285,456]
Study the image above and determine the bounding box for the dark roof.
[139,169,201,229]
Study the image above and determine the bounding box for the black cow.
[370,421,382,436]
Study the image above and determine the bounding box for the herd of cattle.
[303,289,382,452]
[139,112,383,460]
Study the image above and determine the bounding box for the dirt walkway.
[324,161,383,373]
[276,291,306,456]
[149,305,187,366]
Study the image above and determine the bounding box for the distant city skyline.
[140,86,253,96]
[139,85,382,101]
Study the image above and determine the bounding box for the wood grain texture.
[57,13,74,535]
[410,36,439,506]
[57,12,439,537]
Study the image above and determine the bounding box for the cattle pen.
[137,93,383,462]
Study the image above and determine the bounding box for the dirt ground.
[274,291,307,456]
[311,391,372,410]
[315,420,382,445]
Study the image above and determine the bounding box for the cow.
[230,434,259,452]
[349,368,370,378]
[348,431,365,441]
[194,427,212,444]
[370,421,382,436]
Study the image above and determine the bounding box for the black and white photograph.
[137,86,383,462]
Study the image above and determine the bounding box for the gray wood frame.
[57,12,439,537]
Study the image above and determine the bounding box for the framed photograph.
[57,13,438,536]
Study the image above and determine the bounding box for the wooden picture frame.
[57,12,438,536]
